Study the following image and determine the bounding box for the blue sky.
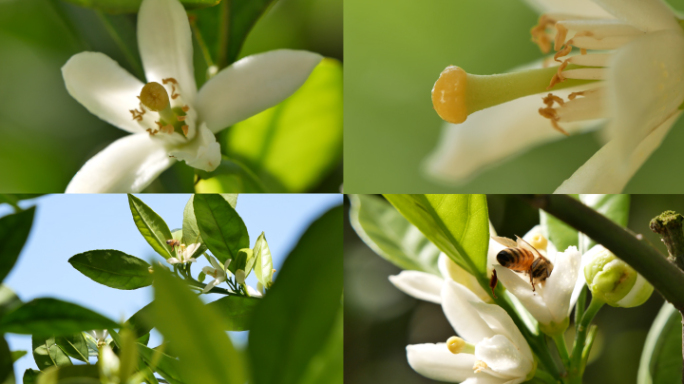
[1,193,342,378]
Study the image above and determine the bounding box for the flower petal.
[62,52,145,134]
[522,0,613,17]
[442,281,496,343]
[66,133,174,193]
[196,50,322,133]
[592,0,679,32]
[475,335,532,380]
[167,258,180,264]
[542,246,581,320]
[168,123,221,172]
[389,271,444,304]
[425,90,601,184]
[203,279,218,293]
[554,111,680,193]
[138,0,196,103]
[493,266,554,325]
[406,343,478,383]
[247,285,263,297]
[469,303,534,363]
[604,30,684,159]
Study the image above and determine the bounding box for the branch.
[516,195,684,311]
[650,211,684,270]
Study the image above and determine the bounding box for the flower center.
[446,336,475,354]
[129,78,192,138]
[473,360,489,373]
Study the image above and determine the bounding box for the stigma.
[129,77,192,138]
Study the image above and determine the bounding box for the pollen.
[140,82,170,111]
[163,78,180,100]
[447,336,466,354]
[473,360,489,373]
[539,94,570,136]
[531,15,556,54]
[432,66,468,124]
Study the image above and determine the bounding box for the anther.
[473,361,489,373]
[531,15,556,54]
[182,125,189,136]
[177,116,186,121]
[182,105,190,112]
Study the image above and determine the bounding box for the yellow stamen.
[473,360,489,373]
[139,82,170,111]
[432,66,468,124]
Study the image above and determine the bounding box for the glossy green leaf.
[152,269,246,384]
[383,195,489,277]
[249,205,343,384]
[10,350,26,362]
[128,194,174,259]
[0,286,22,319]
[223,59,343,192]
[22,369,39,384]
[32,336,71,371]
[60,0,220,14]
[182,195,237,247]
[0,298,118,336]
[0,337,12,384]
[638,302,682,384]
[0,207,35,284]
[195,158,267,193]
[193,194,249,264]
[36,364,99,384]
[125,302,154,340]
[55,334,88,363]
[136,343,184,384]
[349,194,441,275]
[578,194,630,252]
[69,250,153,290]
[231,248,253,275]
[298,306,342,384]
[253,232,274,289]
[206,296,260,331]
[540,194,579,253]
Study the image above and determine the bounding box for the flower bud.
[584,246,653,307]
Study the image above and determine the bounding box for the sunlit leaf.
[206,296,260,331]
[253,232,273,289]
[69,250,153,290]
[128,194,174,259]
[195,158,267,193]
[0,298,118,336]
[182,194,237,247]
[638,302,682,384]
[60,0,220,14]
[0,286,22,319]
[223,59,343,192]
[10,350,26,363]
[0,207,35,284]
[136,343,184,384]
[55,334,88,363]
[152,269,246,384]
[32,336,71,371]
[36,364,99,384]
[249,205,343,384]
[193,194,249,264]
[349,194,441,275]
[383,194,489,278]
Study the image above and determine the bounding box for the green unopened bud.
[584,246,653,308]
[236,269,246,285]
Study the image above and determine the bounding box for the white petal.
[475,335,532,380]
[166,257,180,264]
[168,123,221,172]
[62,52,145,134]
[592,0,679,32]
[202,279,218,293]
[442,281,496,343]
[542,247,581,320]
[66,133,174,193]
[406,343,477,383]
[493,266,554,325]
[247,285,263,297]
[615,272,648,306]
[389,271,444,304]
[468,302,533,363]
[522,0,613,17]
[425,89,601,184]
[604,31,684,159]
[208,255,222,270]
[201,266,215,275]
[196,50,322,133]
[461,377,509,384]
[138,0,197,103]
[554,111,680,193]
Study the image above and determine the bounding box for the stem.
[534,368,559,384]
[574,287,587,332]
[581,325,598,371]
[189,15,215,76]
[216,0,231,69]
[650,211,684,274]
[516,195,684,311]
[571,298,604,372]
[552,333,571,369]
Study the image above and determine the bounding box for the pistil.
[133,79,190,137]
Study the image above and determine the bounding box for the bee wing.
[516,236,545,259]
[492,236,518,248]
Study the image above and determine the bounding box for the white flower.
[62,0,322,193]
[492,227,584,335]
[407,281,535,384]
[426,0,684,193]
[88,329,109,344]
[201,256,232,293]
[247,284,263,298]
[166,243,199,264]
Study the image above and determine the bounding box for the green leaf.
[0,286,22,319]
[249,205,343,384]
[206,296,260,331]
[195,158,267,193]
[182,194,237,248]
[193,194,249,265]
[349,194,441,275]
[638,302,682,384]
[136,343,185,384]
[152,269,246,384]
[298,305,343,384]
[382,195,489,278]
[0,298,118,336]
[223,59,343,192]
[540,194,579,253]
[60,0,220,14]
[0,207,35,284]
[55,334,88,363]
[579,194,630,252]
[231,248,253,275]
[68,250,153,290]
[36,365,99,384]
[128,194,174,259]
[22,369,39,384]
[125,302,154,340]
[10,351,26,362]
[32,336,71,371]
[253,232,274,289]
[0,337,12,384]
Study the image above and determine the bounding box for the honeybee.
[166,239,181,250]
[489,235,554,295]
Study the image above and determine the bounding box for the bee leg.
[529,273,536,292]
[489,270,498,299]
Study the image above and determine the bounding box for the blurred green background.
[0,0,342,192]
[344,0,684,193]
[344,195,684,383]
